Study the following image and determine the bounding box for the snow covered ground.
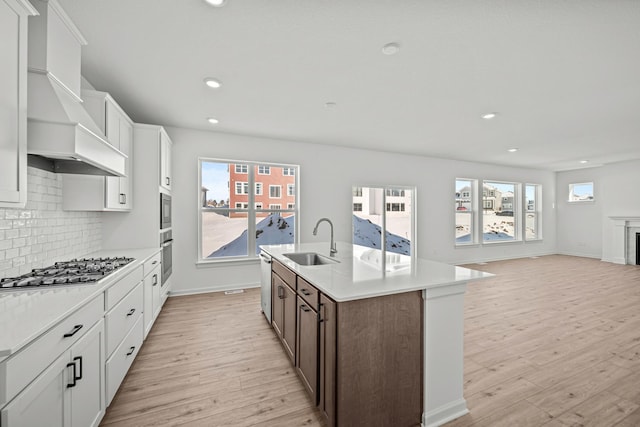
[353,215,411,255]
[207,213,294,258]
[456,212,537,242]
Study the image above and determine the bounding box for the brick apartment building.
[229,164,296,218]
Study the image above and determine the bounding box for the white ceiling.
[57,0,640,171]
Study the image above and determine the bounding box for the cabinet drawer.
[106,315,144,405]
[272,260,296,290]
[0,294,103,406]
[105,266,143,310]
[142,252,161,277]
[297,277,319,309]
[106,282,143,357]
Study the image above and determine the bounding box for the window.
[483,181,518,243]
[386,203,405,212]
[287,184,295,196]
[353,186,415,257]
[283,167,295,176]
[269,185,281,198]
[526,184,541,240]
[199,159,299,261]
[569,182,594,202]
[235,182,249,195]
[455,179,475,245]
[258,165,270,175]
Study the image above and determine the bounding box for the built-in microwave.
[160,193,171,230]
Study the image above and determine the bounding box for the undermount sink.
[283,252,339,266]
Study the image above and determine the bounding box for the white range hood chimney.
[26,0,126,177]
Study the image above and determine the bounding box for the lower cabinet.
[1,320,105,427]
[296,296,318,404]
[318,294,336,425]
[143,262,162,338]
[105,317,144,404]
[271,270,296,363]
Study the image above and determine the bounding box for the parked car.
[496,210,513,216]
[456,206,467,211]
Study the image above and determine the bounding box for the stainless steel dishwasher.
[259,250,272,322]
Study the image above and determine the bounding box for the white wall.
[555,167,605,258]
[556,159,640,262]
[168,126,557,294]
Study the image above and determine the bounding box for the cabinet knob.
[127,308,136,316]
[152,274,158,286]
[126,346,136,356]
[63,324,83,338]
[301,289,311,296]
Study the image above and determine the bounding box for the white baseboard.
[453,250,556,265]
[423,399,468,427]
[170,282,260,297]
[556,250,602,259]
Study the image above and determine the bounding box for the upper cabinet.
[62,91,133,211]
[159,130,172,192]
[0,0,37,208]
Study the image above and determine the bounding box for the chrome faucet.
[313,218,337,257]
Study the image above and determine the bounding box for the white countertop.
[261,242,493,302]
[0,247,160,360]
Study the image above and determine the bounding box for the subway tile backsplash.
[0,167,102,279]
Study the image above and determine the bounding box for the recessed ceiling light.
[579,160,589,164]
[204,78,221,89]
[324,102,337,108]
[382,42,400,55]
[207,117,219,124]
[507,148,518,153]
[481,113,497,120]
[204,0,226,7]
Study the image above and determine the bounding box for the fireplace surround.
[609,217,640,265]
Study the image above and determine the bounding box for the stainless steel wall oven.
[161,229,172,285]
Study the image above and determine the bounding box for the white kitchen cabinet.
[1,320,105,427]
[62,90,133,211]
[0,0,36,208]
[159,129,172,192]
[142,252,162,338]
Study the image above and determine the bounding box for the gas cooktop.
[0,257,135,290]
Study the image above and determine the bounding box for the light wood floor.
[101,255,640,427]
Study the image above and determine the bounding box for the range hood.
[26,0,126,177]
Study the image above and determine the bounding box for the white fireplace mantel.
[609,216,640,264]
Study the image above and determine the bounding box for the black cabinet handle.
[119,193,125,204]
[152,260,158,265]
[63,324,83,338]
[67,362,77,388]
[152,274,158,286]
[166,177,170,185]
[319,303,325,323]
[277,285,284,299]
[300,304,311,312]
[301,289,311,296]
[126,346,136,356]
[73,356,83,381]
[127,308,136,316]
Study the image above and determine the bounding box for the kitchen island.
[261,242,492,427]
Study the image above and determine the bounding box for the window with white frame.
[568,182,594,202]
[283,167,295,176]
[287,184,295,196]
[483,181,519,243]
[200,159,299,261]
[455,179,475,245]
[269,185,281,198]
[258,165,270,175]
[386,203,405,212]
[235,182,249,195]
[353,203,363,212]
[526,184,541,240]
[353,187,363,197]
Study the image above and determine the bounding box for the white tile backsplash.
[0,167,102,279]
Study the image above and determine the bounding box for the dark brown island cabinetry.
[271,259,423,427]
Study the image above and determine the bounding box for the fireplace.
[637,233,640,265]
[608,217,640,264]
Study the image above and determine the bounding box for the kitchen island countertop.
[261,241,492,302]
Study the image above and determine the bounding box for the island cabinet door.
[318,294,336,427]
[296,296,318,404]
[272,273,296,363]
